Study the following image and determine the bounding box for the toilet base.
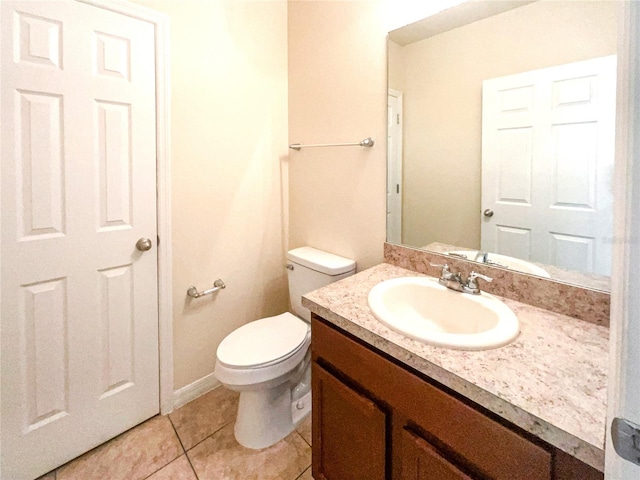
[291,390,311,425]
[234,381,297,449]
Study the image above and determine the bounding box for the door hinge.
[157,235,160,246]
[612,417,640,466]
[396,184,400,194]
[397,114,400,125]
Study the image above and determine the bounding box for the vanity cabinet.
[311,315,603,480]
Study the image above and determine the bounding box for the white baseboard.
[172,372,221,410]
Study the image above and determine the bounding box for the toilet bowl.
[214,247,356,449]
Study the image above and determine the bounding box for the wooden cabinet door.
[401,428,475,480]
[312,362,387,480]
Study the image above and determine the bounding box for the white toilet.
[214,246,356,449]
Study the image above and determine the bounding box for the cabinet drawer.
[313,316,552,480]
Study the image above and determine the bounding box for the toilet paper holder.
[187,279,226,298]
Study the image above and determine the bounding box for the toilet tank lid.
[287,247,356,276]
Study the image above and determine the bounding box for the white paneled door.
[481,56,616,275]
[1,1,160,478]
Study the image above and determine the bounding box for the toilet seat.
[216,312,309,369]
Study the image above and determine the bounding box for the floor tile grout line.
[55,415,172,480]
[139,452,186,480]
[295,429,311,448]
[183,419,234,452]
[183,450,201,480]
[137,417,185,480]
[135,450,200,480]
[294,465,312,480]
[168,417,201,480]
[166,415,202,479]
[180,418,239,480]
[167,415,188,454]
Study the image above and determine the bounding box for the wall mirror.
[387,0,618,292]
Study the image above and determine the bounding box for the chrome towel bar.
[289,137,374,151]
[187,279,226,298]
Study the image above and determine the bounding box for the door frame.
[606,1,640,477]
[78,0,174,416]
[387,88,403,244]
[0,7,173,467]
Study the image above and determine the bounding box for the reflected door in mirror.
[481,56,616,276]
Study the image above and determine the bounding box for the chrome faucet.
[431,263,493,295]
[431,263,465,292]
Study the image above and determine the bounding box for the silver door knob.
[483,209,494,218]
[136,237,152,252]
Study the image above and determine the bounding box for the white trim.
[606,2,640,478]
[387,88,403,244]
[76,0,174,414]
[173,373,222,410]
[0,4,4,479]
[153,6,174,418]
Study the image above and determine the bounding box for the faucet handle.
[468,271,493,283]
[465,271,493,293]
[430,262,450,275]
[431,263,458,282]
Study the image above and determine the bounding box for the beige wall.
[388,40,405,93]
[133,0,289,390]
[287,0,388,271]
[393,1,617,249]
[130,0,587,392]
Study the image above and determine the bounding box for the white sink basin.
[447,250,551,278]
[368,277,519,350]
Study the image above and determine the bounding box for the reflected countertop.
[422,242,611,292]
[302,263,608,471]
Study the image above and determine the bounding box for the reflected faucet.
[474,251,489,263]
[473,251,507,268]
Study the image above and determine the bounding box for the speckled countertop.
[302,263,608,471]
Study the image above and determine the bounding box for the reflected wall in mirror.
[387,0,618,291]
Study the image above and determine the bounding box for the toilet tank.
[286,247,356,322]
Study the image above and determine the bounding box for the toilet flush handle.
[286,264,294,270]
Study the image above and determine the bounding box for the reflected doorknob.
[136,237,152,252]
[483,209,494,218]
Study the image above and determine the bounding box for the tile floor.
[36,387,313,480]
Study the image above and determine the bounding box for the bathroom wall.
[132,0,289,391]
[287,0,388,271]
[285,0,496,271]
[125,0,454,397]
[391,1,617,249]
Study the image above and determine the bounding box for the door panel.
[495,225,532,260]
[1,1,159,478]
